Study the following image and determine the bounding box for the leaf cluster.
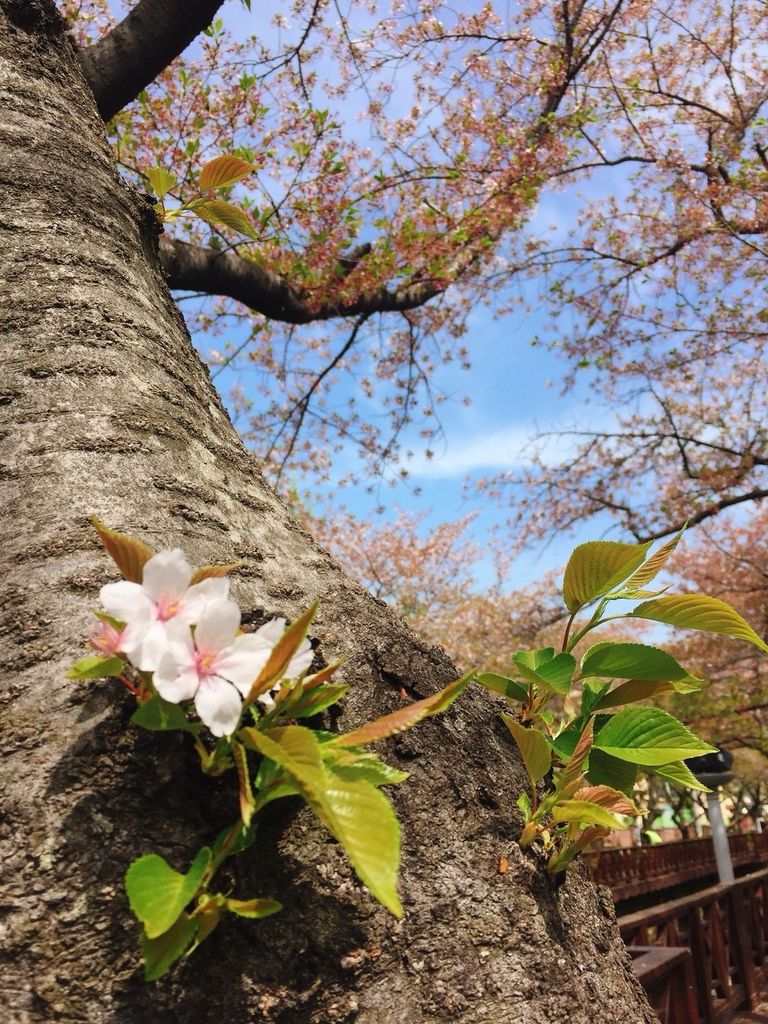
[70,520,469,979]
[478,530,768,873]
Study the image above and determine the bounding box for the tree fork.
[0,2,655,1021]
[78,0,226,122]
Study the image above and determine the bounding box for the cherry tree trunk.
[0,3,656,1022]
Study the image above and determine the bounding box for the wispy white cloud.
[399,421,585,479]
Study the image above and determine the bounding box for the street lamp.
[687,747,735,885]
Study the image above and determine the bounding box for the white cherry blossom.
[153,601,314,736]
[99,549,228,671]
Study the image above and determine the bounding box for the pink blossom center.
[155,595,182,622]
[193,648,219,679]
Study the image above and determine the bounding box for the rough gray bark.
[0,3,657,1022]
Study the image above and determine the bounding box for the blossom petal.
[253,618,286,645]
[142,549,193,600]
[194,600,241,655]
[194,677,243,736]
[215,635,271,696]
[99,581,153,623]
[154,663,200,704]
[180,577,230,623]
[287,640,313,679]
[124,620,187,672]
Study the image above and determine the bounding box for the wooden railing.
[621,867,768,1023]
[587,832,768,901]
[628,946,701,1024]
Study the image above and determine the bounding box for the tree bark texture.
[0,3,657,1022]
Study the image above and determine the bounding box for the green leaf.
[225,896,282,919]
[581,638,704,679]
[278,683,349,719]
[649,760,712,793]
[322,746,409,786]
[586,748,638,794]
[621,527,685,591]
[144,166,177,200]
[514,647,554,670]
[563,540,651,612]
[199,154,255,191]
[193,198,258,238]
[211,821,258,860]
[141,913,197,981]
[581,642,702,683]
[593,707,717,766]
[580,679,611,717]
[92,517,154,583]
[240,726,402,915]
[513,651,575,695]
[501,714,552,784]
[595,676,703,710]
[322,769,402,917]
[333,672,471,747]
[476,672,527,703]
[131,695,200,733]
[630,595,768,653]
[552,800,627,830]
[125,848,211,939]
[67,654,124,680]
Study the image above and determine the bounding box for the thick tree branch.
[158,236,450,323]
[638,487,768,543]
[78,0,225,121]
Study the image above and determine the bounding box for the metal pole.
[707,790,735,884]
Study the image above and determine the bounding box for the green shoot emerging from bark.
[69,521,469,980]
[477,530,768,874]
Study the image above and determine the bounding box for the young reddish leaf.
[547,826,610,874]
[243,601,318,705]
[595,676,702,710]
[621,526,686,592]
[333,672,471,747]
[558,718,594,796]
[92,517,154,583]
[303,658,347,689]
[572,785,640,816]
[233,742,255,827]
[552,800,626,830]
[190,562,241,584]
[199,154,255,191]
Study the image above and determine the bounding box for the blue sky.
[177,0,629,593]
